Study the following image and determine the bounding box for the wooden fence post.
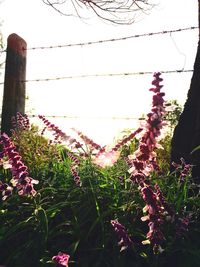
[1,33,27,135]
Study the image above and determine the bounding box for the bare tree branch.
[42,0,154,24]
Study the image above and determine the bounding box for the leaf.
[69,239,80,255]
[4,216,34,238]
[191,145,200,154]
[35,207,48,242]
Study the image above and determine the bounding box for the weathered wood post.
[1,33,27,135]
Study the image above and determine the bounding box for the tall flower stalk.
[71,128,105,154]
[38,115,83,150]
[128,72,166,183]
[0,133,38,198]
[127,72,168,252]
[111,219,133,252]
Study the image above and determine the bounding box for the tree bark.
[171,41,200,180]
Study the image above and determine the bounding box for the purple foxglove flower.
[111,219,133,251]
[155,184,175,221]
[140,182,165,251]
[128,72,166,180]
[0,133,38,198]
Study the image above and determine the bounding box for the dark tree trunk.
[171,41,200,180]
[1,34,27,135]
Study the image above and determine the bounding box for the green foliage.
[165,100,183,131]
[156,134,172,172]
[11,126,63,182]
[0,117,200,267]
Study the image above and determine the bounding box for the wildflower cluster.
[172,157,192,182]
[93,128,142,168]
[111,219,133,252]
[11,112,30,131]
[0,133,38,199]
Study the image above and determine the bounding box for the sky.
[0,0,198,145]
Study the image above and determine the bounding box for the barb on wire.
[0,69,194,85]
[25,26,198,51]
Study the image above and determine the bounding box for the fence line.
[0,69,194,86]
[0,26,196,85]
[0,28,196,133]
[0,26,197,54]
[28,114,145,120]
[23,26,199,51]
[17,114,177,122]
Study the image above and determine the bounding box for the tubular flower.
[128,72,166,182]
[52,252,70,267]
[111,128,143,152]
[0,133,38,197]
[67,151,82,186]
[111,219,133,252]
[154,184,175,222]
[38,115,82,149]
[140,182,165,253]
[72,128,105,153]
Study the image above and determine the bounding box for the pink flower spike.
[0,133,38,198]
[111,219,133,251]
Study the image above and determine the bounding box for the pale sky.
[0,0,198,145]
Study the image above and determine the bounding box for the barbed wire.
[0,69,194,85]
[27,26,198,50]
[0,26,197,54]
[22,114,179,121]
[28,114,145,120]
